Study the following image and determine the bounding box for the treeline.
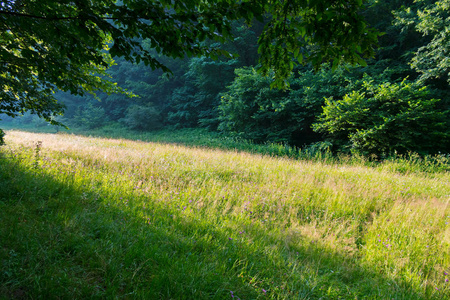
[5,0,450,157]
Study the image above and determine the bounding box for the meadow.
[1,130,449,299]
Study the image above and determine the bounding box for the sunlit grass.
[1,130,449,299]
[5,123,450,174]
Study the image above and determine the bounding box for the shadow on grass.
[0,151,433,299]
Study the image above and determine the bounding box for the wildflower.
[262,289,267,293]
[229,237,233,240]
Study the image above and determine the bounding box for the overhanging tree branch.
[0,10,132,21]
[0,0,380,145]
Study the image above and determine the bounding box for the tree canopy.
[0,0,379,143]
[395,0,450,84]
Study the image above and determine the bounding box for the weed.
[33,141,42,169]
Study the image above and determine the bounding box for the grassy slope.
[1,130,449,299]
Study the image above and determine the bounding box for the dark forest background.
[4,0,450,157]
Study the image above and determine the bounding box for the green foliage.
[72,103,109,130]
[185,57,239,129]
[166,86,200,128]
[0,129,4,146]
[226,22,261,67]
[218,68,293,143]
[218,66,365,146]
[0,0,130,129]
[257,0,379,88]
[4,0,448,159]
[0,0,379,135]
[314,77,449,156]
[121,105,162,131]
[98,51,191,122]
[165,21,262,129]
[394,0,450,84]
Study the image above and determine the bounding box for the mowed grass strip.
[1,130,449,299]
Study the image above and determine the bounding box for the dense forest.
[3,0,450,157]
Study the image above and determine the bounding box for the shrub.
[72,103,109,129]
[313,77,449,156]
[218,68,291,143]
[218,66,363,146]
[122,105,162,131]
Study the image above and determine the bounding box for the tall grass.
[4,123,450,174]
[1,130,449,299]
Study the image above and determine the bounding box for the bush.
[218,68,291,143]
[218,66,363,146]
[122,105,162,131]
[313,77,449,156]
[167,86,202,128]
[72,103,109,129]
